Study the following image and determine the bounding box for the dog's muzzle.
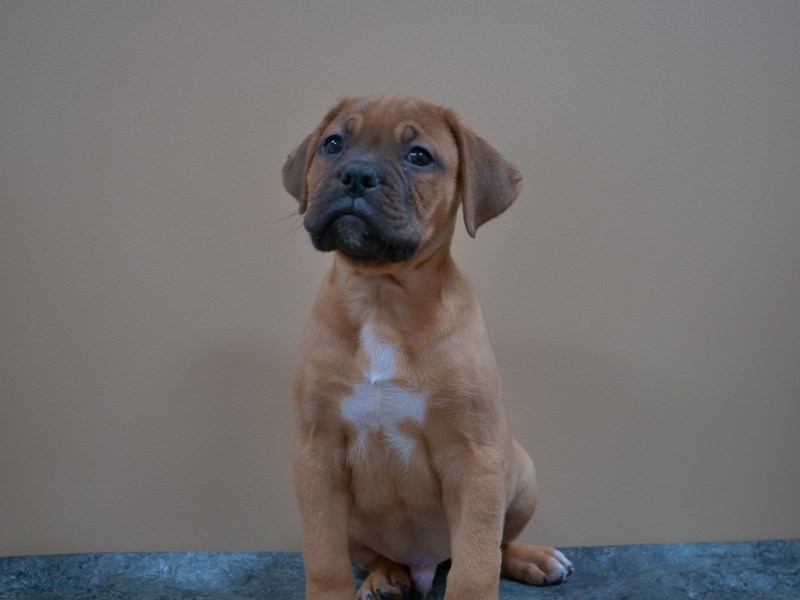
[304,160,422,264]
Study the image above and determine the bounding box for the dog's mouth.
[305,198,421,264]
[317,214,386,262]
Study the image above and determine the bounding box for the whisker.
[276,211,306,239]
[275,211,301,224]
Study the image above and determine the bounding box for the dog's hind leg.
[500,440,573,586]
[350,541,412,600]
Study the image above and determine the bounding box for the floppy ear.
[446,112,523,237]
[282,134,313,212]
[282,99,352,214]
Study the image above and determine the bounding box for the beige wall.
[2,1,799,557]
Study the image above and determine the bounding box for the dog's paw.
[356,561,412,600]
[501,543,573,586]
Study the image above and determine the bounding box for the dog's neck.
[325,244,467,335]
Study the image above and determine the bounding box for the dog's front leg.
[293,433,354,600]
[442,448,506,600]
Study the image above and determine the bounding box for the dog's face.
[283,94,522,267]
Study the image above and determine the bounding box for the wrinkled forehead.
[333,94,454,147]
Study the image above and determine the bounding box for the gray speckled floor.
[1,540,798,599]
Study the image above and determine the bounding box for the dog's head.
[283,94,521,267]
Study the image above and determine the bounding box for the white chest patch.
[340,325,426,464]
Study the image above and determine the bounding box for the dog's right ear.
[282,134,312,212]
[282,99,351,214]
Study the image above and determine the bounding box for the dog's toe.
[356,560,412,600]
[501,544,573,586]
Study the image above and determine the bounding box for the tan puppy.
[283,94,572,600]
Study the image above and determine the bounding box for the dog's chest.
[339,324,426,464]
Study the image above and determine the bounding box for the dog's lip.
[304,196,380,236]
[304,194,422,264]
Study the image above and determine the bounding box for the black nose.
[339,162,380,197]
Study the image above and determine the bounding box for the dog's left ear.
[446,112,523,237]
[283,98,352,214]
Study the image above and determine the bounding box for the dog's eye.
[323,134,344,155]
[406,146,434,167]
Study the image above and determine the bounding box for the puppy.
[283,94,571,600]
